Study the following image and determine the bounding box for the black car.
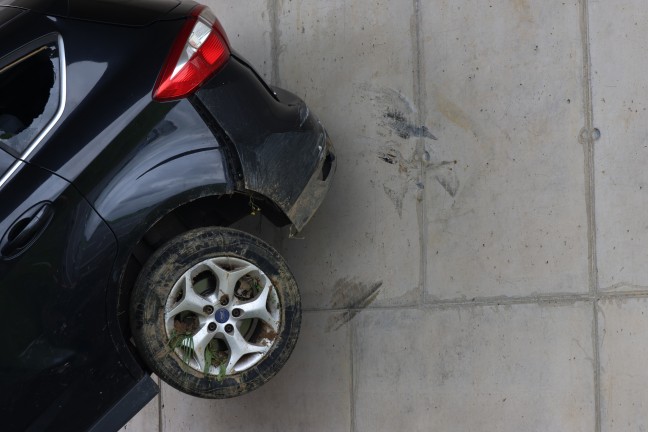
[0,1,335,430]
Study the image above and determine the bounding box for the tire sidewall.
[130,227,301,398]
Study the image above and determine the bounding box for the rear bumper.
[287,134,336,231]
[193,54,336,230]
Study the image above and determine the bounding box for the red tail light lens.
[153,5,230,101]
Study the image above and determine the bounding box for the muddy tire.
[130,227,301,398]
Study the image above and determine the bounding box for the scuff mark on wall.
[383,184,406,217]
[366,85,416,115]
[377,145,460,202]
[435,172,460,197]
[326,278,383,331]
[378,149,400,165]
[360,84,436,141]
[377,147,415,175]
[383,109,437,140]
[357,84,461,211]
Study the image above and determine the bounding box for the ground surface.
[123,1,648,430]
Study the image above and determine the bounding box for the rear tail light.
[153,5,230,101]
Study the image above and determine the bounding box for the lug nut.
[220,295,229,306]
[208,322,217,332]
[203,305,214,315]
[225,324,234,333]
[232,309,241,318]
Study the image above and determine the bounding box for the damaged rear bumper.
[193,54,337,231]
[286,134,336,231]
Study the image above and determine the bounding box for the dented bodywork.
[193,55,336,230]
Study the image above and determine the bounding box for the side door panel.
[0,160,128,431]
[0,12,153,429]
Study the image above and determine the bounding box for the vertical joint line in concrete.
[592,299,602,432]
[580,0,598,296]
[157,376,164,432]
[412,0,424,121]
[579,1,600,431]
[270,0,281,87]
[349,313,357,432]
[412,0,428,305]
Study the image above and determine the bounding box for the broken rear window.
[0,43,61,157]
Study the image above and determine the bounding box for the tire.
[130,227,301,398]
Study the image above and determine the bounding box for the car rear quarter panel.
[15,17,233,261]
[82,99,231,245]
[193,56,327,217]
[26,15,182,177]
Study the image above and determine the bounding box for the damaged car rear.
[0,0,335,430]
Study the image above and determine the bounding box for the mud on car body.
[0,0,335,430]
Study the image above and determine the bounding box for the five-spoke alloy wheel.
[130,227,301,398]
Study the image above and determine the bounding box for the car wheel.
[130,227,301,398]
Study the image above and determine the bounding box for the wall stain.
[377,147,414,175]
[383,184,406,217]
[383,109,437,140]
[358,84,437,141]
[326,278,383,331]
[358,84,461,208]
[378,150,399,165]
[434,172,460,197]
[367,85,416,115]
[434,90,476,136]
[511,0,533,22]
[428,158,460,197]
[377,145,460,201]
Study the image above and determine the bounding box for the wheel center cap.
[215,308,230,324]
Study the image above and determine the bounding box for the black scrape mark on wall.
[435,172,459,197]
[377,148,412,174]
[383,184,404,217]
[379,152,398,165]
[326,278,383,331]
[377,147,460,199]
[383,109,437,140]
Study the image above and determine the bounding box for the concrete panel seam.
[592,299,602,432]
[412,0,428,306]
[600,282,648,291]
[270,0,281,86]
[579,0,601,429]
[579,16,598,297]
[157,376,163,432]
[350,312,357,432]
[303,289,648,313]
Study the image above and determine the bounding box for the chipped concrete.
[124,0,648,431]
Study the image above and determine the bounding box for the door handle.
[1,202,53,257]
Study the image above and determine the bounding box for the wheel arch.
[109,190,290,373]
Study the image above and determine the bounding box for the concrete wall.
[122,1,648,430]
